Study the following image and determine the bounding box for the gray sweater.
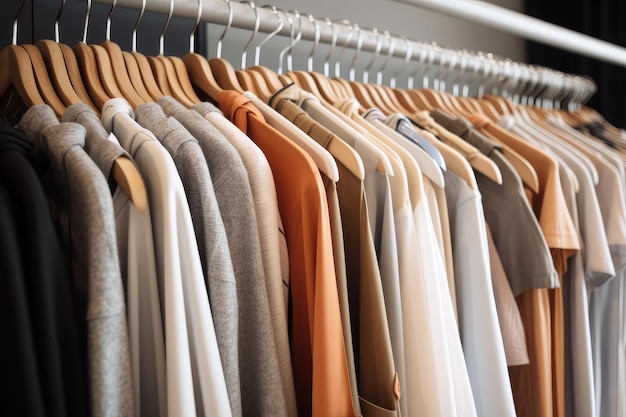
[20,105,135,417]
[158,97,288,417]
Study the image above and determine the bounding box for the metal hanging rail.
[390,0,626,68]
[93,0,597,105]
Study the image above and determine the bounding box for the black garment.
[525,0,626,128]
[0,115,88,417]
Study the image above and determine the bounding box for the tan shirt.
[470,113,580,417]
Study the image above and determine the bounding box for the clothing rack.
[93,0,597,109]
[392,0,626,69]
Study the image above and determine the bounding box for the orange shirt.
[220,91,357,417]
[470,114,579,417]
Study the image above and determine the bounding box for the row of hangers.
[0,0,606,207]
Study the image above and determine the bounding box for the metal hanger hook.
[240,1,260,69]
[348,23,363,82]
[390,36,411,89]
[131,0,146,51]
[286,10,303,72]
[322,18,337,77]
[55,0,68,42]
[255,5,283,66]
[159,0,175,55]
[376,31,394,86]
[81,0,93,44]
[335,20,353,78]
[189,0,202,52]
[418,43,435,89]
[12,0,31,45]
[216,0,234,59]
[362,27,381,84]
[307,15,320,72]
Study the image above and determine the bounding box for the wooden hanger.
[73,0,126,105]
[473,115,542,194]
[248,65,285,94]
[7,1,67,114]
[382,37,421,114]
[152,0,197,106]
[203,0,243,93]
[143,56,168,95]
[90,43,129,100]
[58,43,97,110]
[156,54,194,106]
[171,56,202,103]
[236,69,257,92]
[360,108,445,188]
[36,0,94,111]
[321,101,393,174]
[209,58,245,93]
[184,53,223,103]
[0,1,61,114]
[98,0,151,105]
[420,126,477,189]
[500,144,539,193]
[162,56,200,105]
[122,51,158,101]
[288,71,323,98]
[71,0,147,212]
[36,39,88,109]
[101,41,147,105]
[379,85,413,114]
[421,114,502,184]
[74,42,111,110]
[241,5,285,99]
[21,44,67,116]
[330,77,351,99]
[131,51,164,101]
[243,70,274,101]
[1,45,49,110]
[364,31,411,114]
[168,0,203,105]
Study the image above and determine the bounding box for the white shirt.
[110,137,167,417]
[413,175,479,417]
[443,169,517,417]
[363,110,477,417]
[101,99,232,417]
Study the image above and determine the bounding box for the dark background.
[525,0,626,127]
[1,0,206,63]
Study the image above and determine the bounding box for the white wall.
[205,0,526,88]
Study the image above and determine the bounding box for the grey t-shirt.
[432,109,557,296]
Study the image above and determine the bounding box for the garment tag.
[393,372,401,400]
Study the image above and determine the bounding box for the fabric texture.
[102,98,232,417]
[220,90,356,417]
[432,109,557,295]
[63,103,167,417]
[364,107,479,417]
[20,105,135,417]
[486,225,530,366]
[135,101,243,417]
[193,100,298,417]
[268,94,362,415]
[272,94,399,416]
[1,114,88,417]
[442,168,518,417]
[157,97,287,417]
[471,114,580,417]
